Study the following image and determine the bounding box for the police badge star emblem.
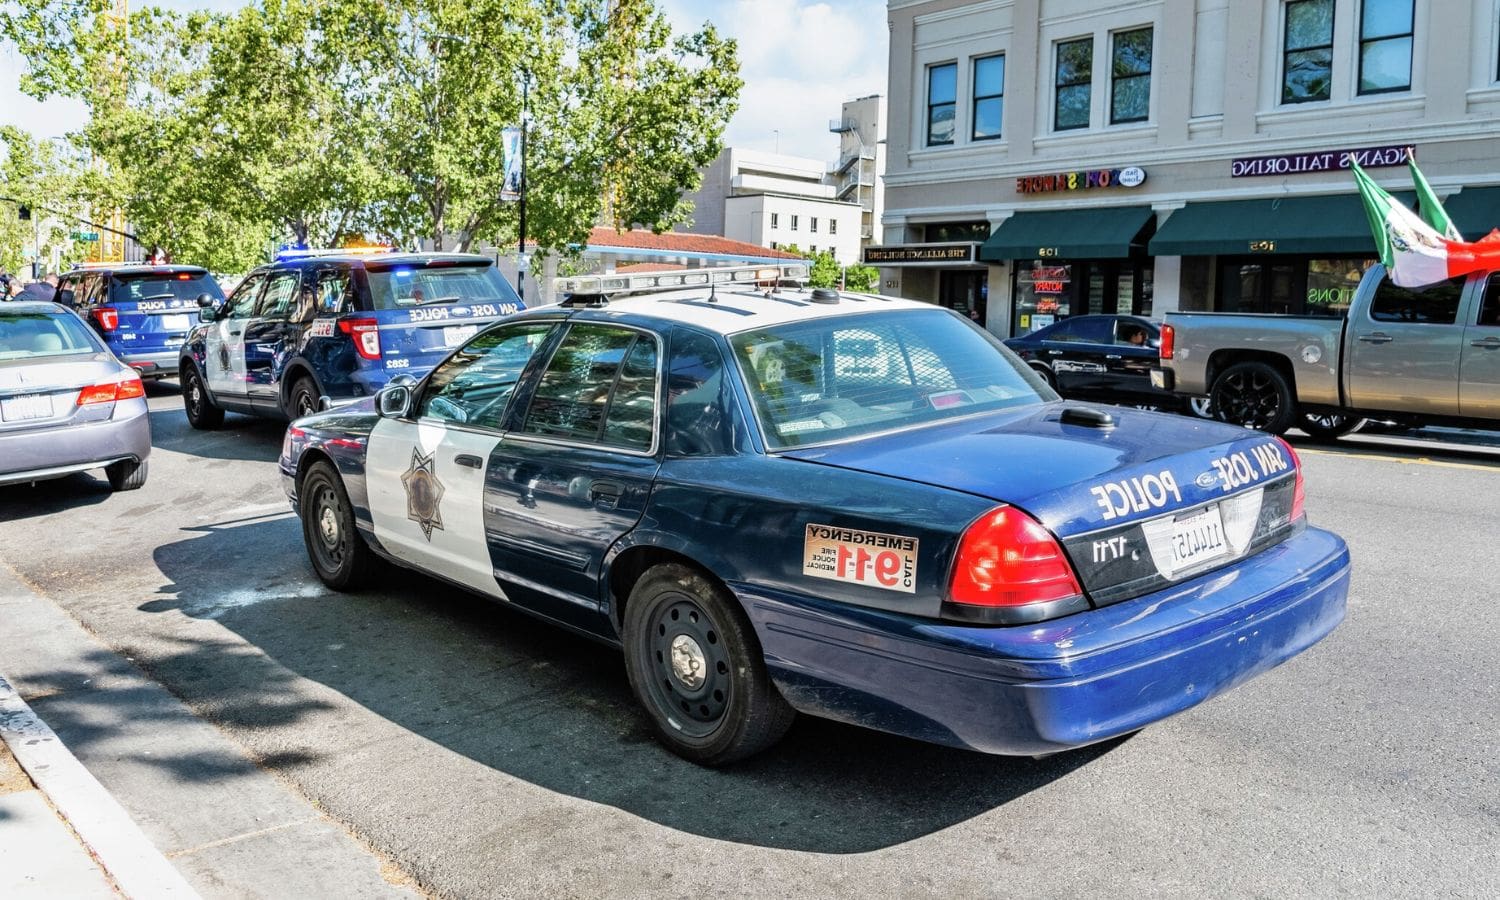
[401,448,444,540]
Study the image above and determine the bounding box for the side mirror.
[377,384,412,418]
[196,293,217,308]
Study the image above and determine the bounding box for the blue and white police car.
[59,263,226,381]
[279,263,1350,765]
[180,249,523,427]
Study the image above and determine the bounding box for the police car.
[279,263,1350,765]
[58,263,225,381]
[180,249,523,427]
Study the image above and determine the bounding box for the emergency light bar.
[553,263,811,298]
[274,246,395,261]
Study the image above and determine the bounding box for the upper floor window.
[1283,0,1334,103]
[1110,28,1152,123]
[1358,0,1413,94]
[926,63,957,146]
[972,54,1005,140]
[810,217,819,233]
[829,219,838,235]
[770,212,779,229]
[1055,38,1093,130]
[791,215,799,231]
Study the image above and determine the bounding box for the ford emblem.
[449,307,471,317]
[1195,472,1219,490]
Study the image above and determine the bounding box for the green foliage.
[806,249,841,289]
[0,127,93,275]
[843,264,878,293]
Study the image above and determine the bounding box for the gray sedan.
[0,302,151,490]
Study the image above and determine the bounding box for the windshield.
[366,262,520,310]
[0,311,103,360]
[730,308,1048,449]
[109,272,223,304]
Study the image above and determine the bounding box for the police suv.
[181,250,523,427]
[59,263,225,381]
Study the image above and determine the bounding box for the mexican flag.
[1352,161,1500,287]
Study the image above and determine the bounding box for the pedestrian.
[0,271,14,299]
[14,272,60,303]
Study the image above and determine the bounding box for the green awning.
[1150,192,1413,256]
[980,206,1155,261]
[1441,187,1500,241]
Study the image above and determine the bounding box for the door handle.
[453,453,483,469]
[589,479,624,501]
[1105,354,1122,360]
[1471,337,1500,349]
[1357,333,1393,344]
[1046,349,1062,356]
[227,328,242,336]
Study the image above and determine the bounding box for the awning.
[1441,187,1500,241]
[980,206,1155,261]
[1150,192,1413,256]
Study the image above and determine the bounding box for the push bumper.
[736,525,1349,756]
[0,401,152,487]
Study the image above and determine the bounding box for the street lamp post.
[516,70,530,302]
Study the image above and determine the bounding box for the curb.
[0,672,201,900]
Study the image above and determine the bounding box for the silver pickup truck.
[1153,265,1500,437]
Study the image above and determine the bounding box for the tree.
[806,249,841,289]
[843,264,878,293]
[0,128,93,275]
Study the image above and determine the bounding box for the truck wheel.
[1300,412,1364,440]
[622,563,795,766]
[182,363,224,430]
[1211,361,1295,434]
[1187,396,1214,419]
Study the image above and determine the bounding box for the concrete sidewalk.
[0,738,118,898]
[0,564,419,899]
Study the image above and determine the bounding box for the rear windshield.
[730,308,1047,449]
[109,272,224,305]
[0,311,103,360]
[365,262,520,310]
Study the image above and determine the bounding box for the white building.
[680,148,865,265]
[829,94,887,247]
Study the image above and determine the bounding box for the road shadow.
[0,473,114,521]
[139,514,1123,854]
[146,407,287,463]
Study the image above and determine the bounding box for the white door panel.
[366,417,506,599]
[205,317,249,398]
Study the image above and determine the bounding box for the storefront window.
[1306,259,1375,316]
[1217,257,1375,316]
[1012,260,1152,333]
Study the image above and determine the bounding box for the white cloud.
[660,0,888,162]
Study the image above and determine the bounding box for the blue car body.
[58,264,225,380]
[279,282,1349,757]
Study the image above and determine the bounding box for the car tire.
[300,460,378,591]
[1210,361,1295,434]
[1031,364,1057,391]
[105,458,147,491]
[1187,396,1214,419]
[288,376,319,421]
[622,563,795,766]
[1299,412,1365,440]
[182,362,225,430]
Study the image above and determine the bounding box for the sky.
[1,0,888,165]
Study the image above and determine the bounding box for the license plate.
[1167,505,1229,574]
[443,325,479,347]
[160,314,191,331]
[1,393,54,421]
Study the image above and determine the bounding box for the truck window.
[1369,275,1464,325]
[1478,274,1500,328]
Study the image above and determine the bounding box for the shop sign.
[1017,265,1071,284]
[1230,144,1413,178]
[1016,166,1146,194]
[864,244,977,264]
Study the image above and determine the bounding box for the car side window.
[1370,275,1464,324]
[418,323,555,428]
[313,269,352,316]
[82,275,105,308]
[522,324,660,451]
[1477,274,1500,328]
[223,273,266,319]
[665,328,730,457]
[256,271,303,320]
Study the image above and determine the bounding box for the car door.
[483,322,664,631]
[1104,318,1162,401]
[205,271,266,403]
[1048,317,1115,395]
[1459,272,1500,419]
[242,269,306,410]
[1346,275,1466,415]
[365,321,559,598]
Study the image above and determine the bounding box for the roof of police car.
[562,285,940,335]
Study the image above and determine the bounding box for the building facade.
[680,148,865,265]
[830,94,888,248]
[877,0,1500,337]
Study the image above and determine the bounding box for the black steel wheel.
[300,460,377,591]
[288,376,319,421]
[623,563,795,766]
[1299,412,1365,440]
[182,362,224,430]
[1210,361,1295,434]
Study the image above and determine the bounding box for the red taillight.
[1276,437,1306,521]
[948,506,1082,610]
[339,317,381,360]
[77,374,145,406]
[1159,323,1175,360]
[92,307,120,331]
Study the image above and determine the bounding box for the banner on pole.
[500,127,522,201]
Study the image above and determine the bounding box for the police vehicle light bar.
[553,263,811,297]
[274,246,395,261]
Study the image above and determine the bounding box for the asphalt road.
[1,385,1496,899]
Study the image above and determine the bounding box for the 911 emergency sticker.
[308,319,337,338]
[803,524,918,593]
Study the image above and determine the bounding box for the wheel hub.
[669,634,706,689]
[318,504,339,546]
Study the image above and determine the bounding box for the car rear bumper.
[0,400,151,486]
[735,525,1349,756]
[116,349,180,378]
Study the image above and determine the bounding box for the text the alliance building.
[875,0,1500,337]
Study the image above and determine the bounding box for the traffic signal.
[17,205,30,221]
